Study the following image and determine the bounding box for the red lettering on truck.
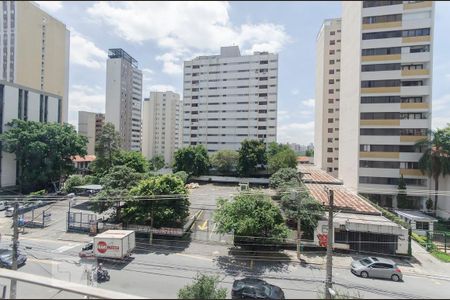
[97,241,120,254]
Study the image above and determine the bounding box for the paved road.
[1,237,450,299]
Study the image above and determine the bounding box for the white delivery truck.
[93,230,136,260]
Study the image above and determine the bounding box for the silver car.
[351,257,403,282]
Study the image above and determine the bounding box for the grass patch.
[431,251,450,263]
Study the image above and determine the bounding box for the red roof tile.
[298,165,342,184]
[72,155,96,162]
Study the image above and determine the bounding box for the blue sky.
[36,1,450,145]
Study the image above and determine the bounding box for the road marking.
[198,220,208,231]
[209,223,217,239]
[197,209,205,220]
[28,258,60,265]
[51,244,79,253]
[176,253,213,261]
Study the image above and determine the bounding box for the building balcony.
[400,85,430,96]
[401,69,430,77]
[360,119,400,126]
[400,102,429,110]
[362,21,401,31]
[360,151,400,159]
[402,36,431,44]
[400,135,427,143]
[401,52,431,64]
[361,54,401,62]
[400,169,424,177]
[361,86,400,94]
[404,1,432,10]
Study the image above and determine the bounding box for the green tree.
[126,174,189,227]
[177,274,227,299]
[237,139,267,176]
[149,155,165,171]
[63,175,95,193]
[416,128,450,213]
[279,183,324,238]
[92,122,121,174]
[0,119,87,193]
[210,150,239,175]
[269,168,298,189]
[174,145,210,176]
[214,191,288,244]
[268,148,298,174]
[113,150,149,173]
[396,175,411,209]
[305,149,314,157]
[266,142,290,158]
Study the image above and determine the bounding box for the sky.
[36,1,450,146]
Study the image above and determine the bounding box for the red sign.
[97,241,107,253]
[317,233,328,247]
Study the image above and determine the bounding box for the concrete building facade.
[0,80,62,187]
[182,46,278,152]
[339,1,434,208]
[315,18,342,178]
[142,91,182,165]
[0,1,70,122]
[78,111,105,155]
[105,48,142,152]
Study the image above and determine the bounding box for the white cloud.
[68,84,105,127]
[291,89,299,96]
[302,98,315,108]
[70,30,107,69]
[87,1,290,75]
[142,68,154,82]
[277,121,315,145]
[147,84,177,93]
[36,1,63,13]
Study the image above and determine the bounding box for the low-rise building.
[72,155,96,175]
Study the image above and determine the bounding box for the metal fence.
[431,231,449,253]
[67,211,97,232]
[20,207,52,228]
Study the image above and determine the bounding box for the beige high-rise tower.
[314,18,342,178]
[142,91,182,165]
[78,111,105,155]
[338,1,434,208]
[0,1,70,122]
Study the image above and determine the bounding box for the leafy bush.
[210,150,239,175]
[269,168,298,189]
[178,274,227,299]
[174,171,189,184]
[174,145,210,176]
[268,148,297,174]
[30,189,47,196]
[63,175,94,193]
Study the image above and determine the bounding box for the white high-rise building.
[0,1,70,122]
[78,111,105,155]
[315,18,342,178]
[182,46,278,152]
[339,0,434,208]
[105,48,142,152]
[142,91,182,165]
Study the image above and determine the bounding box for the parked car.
[0,249,27,268]
[79,242,95,258]
[351,256,402,282]
[232,277,285,299]
[4,207,14,217]
[0,201,5,211]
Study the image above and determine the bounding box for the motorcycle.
[93,267,110,283]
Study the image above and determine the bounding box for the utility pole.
[291,190,302,260]
[325,188,334,300]
[149,200,154,245]
[10,201,19,299]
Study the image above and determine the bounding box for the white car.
[4,207,14,217]
[0,202,5,211]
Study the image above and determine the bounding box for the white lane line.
[51,244,79,253]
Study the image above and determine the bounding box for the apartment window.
[328,138,333,143]
[361,63,401,72]
[328,118,334,123]
[361,96,401,104]
[362,30,402,40]
[328,109,334,113]
[362,1,402,8]
[402,80,423,86]
[416,221,429,230]
[329,50,335,55]
[18,89,23,119]
[362,47,401,56]
[328,89,334,94]
[329,60,335,65]
[327,167,333,172]
[329,70,334,75]
[327,158,333,163]
[359,176,426,186]
[361,112,400,120]
[401,97,423,103]
[403,28,430,37]
[362,14,402,24]
[360,128,426,136]
[330,31,335,36]
[260,60,268,64]
[329,40,335,45]
[408,45,430,53]
[402,64,424,70]
[327,148,333,153]
[328,128,333,133]
[361,80,400,88]
[329,79,334,84]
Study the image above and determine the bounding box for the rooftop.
[108,48,138,68]
[298,165,342,184]
[394,210,438,222]
[305,184,380,215]
[72,155,96,163]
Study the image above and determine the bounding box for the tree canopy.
[149,155,165,171]
[178,274,227,299]
[210,150,239,175]
[214,191,288,243]
[237,139,267,176]
[0,119,87,193]
[91,122,121,174]
[268,148,298,174]
[266,142,290,158]
[126,174,190,227]
[112,150,149,173]
[396,175,411,209]
[174,145,210,176]
[269,168,299,189]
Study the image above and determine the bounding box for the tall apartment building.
[105,48,142,152]
[142,91,182,165]
[183,46,278,152]
[78,111,105,155]
[315,18,342,178]
[0,1,70,122]
[339,0,434,208]
[0,81,62,187]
